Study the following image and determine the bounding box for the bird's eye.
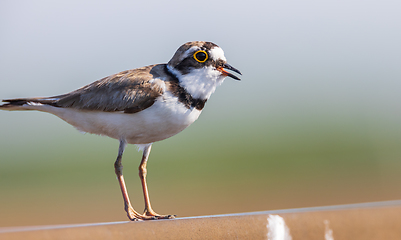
[193,50,208,63]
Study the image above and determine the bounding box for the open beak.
[219,63,242,80]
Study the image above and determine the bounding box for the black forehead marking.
[202,42,218,50]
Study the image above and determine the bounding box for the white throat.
[167,65,226,100]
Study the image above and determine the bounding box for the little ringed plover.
[0,41,241,221]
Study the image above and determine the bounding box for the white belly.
[36,95,202,144]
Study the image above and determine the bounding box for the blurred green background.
[1,0,401,227]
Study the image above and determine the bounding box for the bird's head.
[167,41,241,99]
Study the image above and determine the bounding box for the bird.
[0,41,241,221]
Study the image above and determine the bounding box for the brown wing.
[1,65,165,114]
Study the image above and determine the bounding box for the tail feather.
[0,97,60,110]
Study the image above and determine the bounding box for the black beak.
[220,63,242,80]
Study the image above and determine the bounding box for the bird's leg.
[114,140,154,221]
[138,144,175,219]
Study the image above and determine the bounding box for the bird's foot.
[126,207,175,221]
[142,208,176,220]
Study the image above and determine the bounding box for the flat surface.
[1,200,401,240]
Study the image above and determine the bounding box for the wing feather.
[1,65,166,113]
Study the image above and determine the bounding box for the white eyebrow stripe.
[209,47,226,61]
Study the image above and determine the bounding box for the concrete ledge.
[1,200,401,240]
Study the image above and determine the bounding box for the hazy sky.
[1,0,401,122]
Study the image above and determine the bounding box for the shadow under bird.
[0,41,241,221]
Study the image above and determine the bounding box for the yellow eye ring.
[193,50,208,63]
